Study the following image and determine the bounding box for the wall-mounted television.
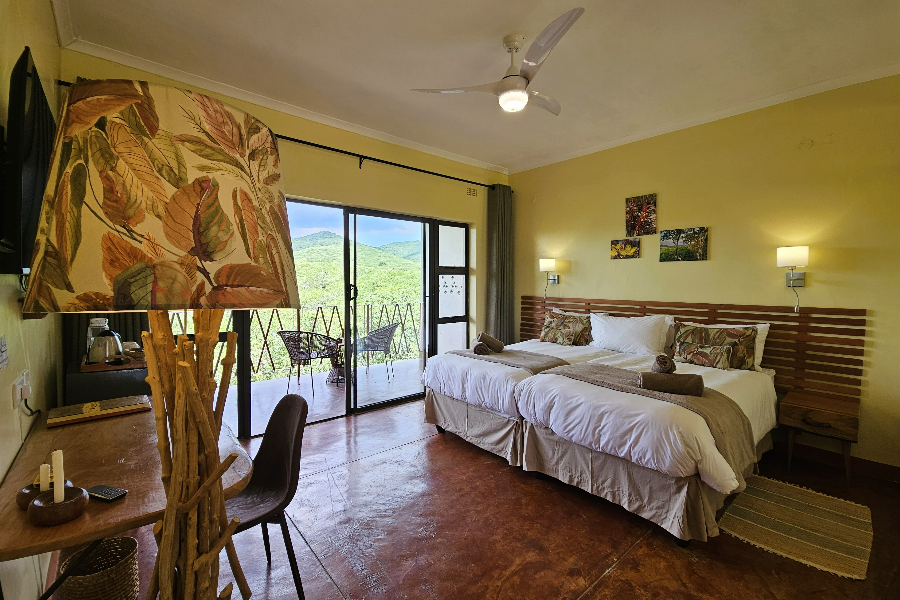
[0,47,57,274]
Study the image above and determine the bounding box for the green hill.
[292,232,421,308]
[378,240,422,262]
[291,230,343,250]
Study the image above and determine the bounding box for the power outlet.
[12,370,30,410]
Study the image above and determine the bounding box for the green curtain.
[486,184,514,343]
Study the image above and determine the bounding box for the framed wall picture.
[611,238,641,259]
[625,193,657,236]
[659,228,708,262]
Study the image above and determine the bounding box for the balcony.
[178,303,425,435]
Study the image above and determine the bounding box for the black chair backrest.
[250,394,309,513]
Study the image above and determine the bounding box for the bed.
[515,351,778,541]
[422,340,611,465]
[423,296,866,542]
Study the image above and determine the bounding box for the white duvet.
[515,350,777,494]
[422,340,612,420]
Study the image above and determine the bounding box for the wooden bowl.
[15,480,73,510]
[27,487,89,527]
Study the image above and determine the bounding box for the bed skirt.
[522,421,772,541]
[424,388,523,466]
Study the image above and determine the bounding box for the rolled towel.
[474,332,505,353]
[651,354,676,374]
[639,372,704,397]
[472,341,491,355]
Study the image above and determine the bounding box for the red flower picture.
[625,193,657,237]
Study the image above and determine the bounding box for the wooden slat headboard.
[520,296,867,401]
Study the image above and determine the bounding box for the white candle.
[39,464,50,492]
[51,450,65,503]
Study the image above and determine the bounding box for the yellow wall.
[59,50,508,338]
[510,74,900,467]
[0,1,63,596]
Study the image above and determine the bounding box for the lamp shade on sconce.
[22,79,299,312]
[776,246,809,268]
[539,259,557,272]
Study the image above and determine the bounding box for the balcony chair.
[226,394,308,600]
[355,322,401,380]
[277,330,343,396]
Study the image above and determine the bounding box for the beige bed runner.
[544,362,757,491]
[448,349,570,375]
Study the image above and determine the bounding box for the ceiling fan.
[412,8,585,116]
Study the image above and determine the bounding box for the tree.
[660,229,685,261]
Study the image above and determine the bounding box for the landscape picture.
[659,227,708,262]
[625,193,657,236]
[611,238,641,259]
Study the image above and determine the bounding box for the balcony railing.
[248,303,423,382]
[167,303,423,384]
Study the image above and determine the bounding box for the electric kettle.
[87,330,124,364]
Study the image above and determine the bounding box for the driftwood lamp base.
[143,309,250,600]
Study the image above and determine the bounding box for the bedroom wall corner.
[509,73,900,469]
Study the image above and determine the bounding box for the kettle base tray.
[79,354,147,373]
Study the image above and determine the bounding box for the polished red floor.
[109,401,898,598]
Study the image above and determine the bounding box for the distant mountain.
[291,231,422,307]
[291,230,343,250]
[378,240,421,262]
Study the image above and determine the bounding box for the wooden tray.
[79,355,147,373]
[46,395,152,428]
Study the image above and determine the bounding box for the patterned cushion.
[540,312,590,346]
[674,323,758,371]
[674,342,733,370]
[550,311,591,346]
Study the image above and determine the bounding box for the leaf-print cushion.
[549,310,591,346]
[674,342,733,370]
[674,323,758,371]
[540,312,589,346]
[22,79,300,312]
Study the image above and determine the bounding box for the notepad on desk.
[47,395,152,427]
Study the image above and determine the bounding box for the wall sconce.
[539,258,559,300]
[776,246,809,313]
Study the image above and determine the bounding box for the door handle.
[347,284,358,301]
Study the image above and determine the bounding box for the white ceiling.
[52,0,900,174]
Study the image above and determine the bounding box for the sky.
[286,202,421,247]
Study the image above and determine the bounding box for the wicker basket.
[58,537,140,600]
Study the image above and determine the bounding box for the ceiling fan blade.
[528,91,561,116]
[411,81,504,96]
[519,8,585,84]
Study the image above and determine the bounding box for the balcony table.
[0,406,252,595]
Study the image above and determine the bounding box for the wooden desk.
[0,407,252,562]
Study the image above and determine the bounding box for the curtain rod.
[56,79,497,190]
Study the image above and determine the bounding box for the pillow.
[540,312,590,346]
[662,315,676,356]
[675,342,733,370]
[549,311,591,346]
[674,323,758,371]
[683,322,770,370]
[588,314,669,355]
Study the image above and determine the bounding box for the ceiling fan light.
[499,90,528,112]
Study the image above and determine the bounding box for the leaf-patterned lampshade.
[23,79,299,312]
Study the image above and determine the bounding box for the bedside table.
[779,391,860,483]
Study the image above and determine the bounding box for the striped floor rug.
[719,475,872,579]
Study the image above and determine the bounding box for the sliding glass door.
[345,210,426,412]
[229,201,469,437]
